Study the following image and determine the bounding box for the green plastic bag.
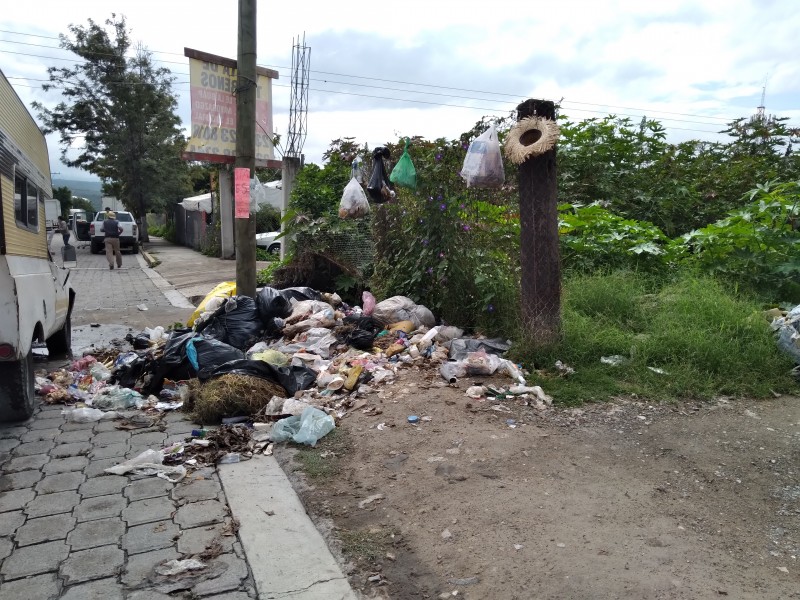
[389,138,416,190]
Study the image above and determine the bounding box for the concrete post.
[280,156,301,261]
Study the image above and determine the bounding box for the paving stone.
[89,443,129,460]
[11,440,55,457]
[122,521,180,554]
[129,431,167,447]
[79,475,127,498]
[121,548,179,587]
[0,540,69,579]
[0,536,12,560]
[15,513,76,546]
[93,431,131,446]
[4,454,48,473]
[124,477,175,501]
[29,417,65,431]
[84,457,122,478]
[164,419,197,435]
[127,591,176,600]
[124,478,173,502]
[0,510,25,536]
[50,442,92,458]
[60,577,124,600]
[0,469,43,491]
[124,496,175,526]
[42,456,88,474]
[20,428,61,442]
[59,544,125,585]
[172,479,221,503]
[177,524,234,555]
[0,426,27,439]
[56,429,96,444]
[25,490,80,518]
[61,420,95,432]
[67,517,125,550]
[74,494,127,522]
[0,488,36,512]
[0,572,60,599]
[35,471,85,494]
[93,419,122,433]
[173,499,227,529]
[0,438,21,453]
[192,555,249,596]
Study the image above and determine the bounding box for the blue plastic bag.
[271,406,335,446]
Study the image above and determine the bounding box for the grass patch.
[339,528,394,562]
[512,270,797,404]
[293,427,353,479]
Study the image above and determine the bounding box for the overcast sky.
[3,0,798,182]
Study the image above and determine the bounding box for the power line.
[0,37,760,124]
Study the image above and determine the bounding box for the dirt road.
[279,367,800,600]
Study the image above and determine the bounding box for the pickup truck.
[89,211,139,254]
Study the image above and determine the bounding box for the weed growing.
[293,428,353,479]
[513,270,797,403]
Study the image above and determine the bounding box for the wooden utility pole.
[517,99,561,346]
[235,0,257,298]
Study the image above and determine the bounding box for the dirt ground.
[278,366,800,600]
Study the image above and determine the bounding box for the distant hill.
[52,178,103,211]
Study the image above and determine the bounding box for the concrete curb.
[134,253,195,309]
[140,248,158,267]
[219,456,357,600]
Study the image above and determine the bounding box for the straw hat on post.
[503,116,560,165]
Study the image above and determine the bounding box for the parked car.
[0,69,75,421]
[89,210,139,254]
[255,231,281,254]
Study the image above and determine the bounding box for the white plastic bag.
[338,177,370,219]
[460,123,505,188]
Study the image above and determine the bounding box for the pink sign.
[234,168,250,219]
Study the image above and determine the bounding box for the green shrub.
[255,204,280,233]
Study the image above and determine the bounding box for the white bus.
[0,70,75,421]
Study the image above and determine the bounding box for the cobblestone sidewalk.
[0,404,257,599]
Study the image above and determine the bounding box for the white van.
[0,70,75,421]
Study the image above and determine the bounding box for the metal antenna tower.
[755,74,770,123]
[286,34,310,157]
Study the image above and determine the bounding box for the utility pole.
[516,99,561,346]
[235,0,257,298]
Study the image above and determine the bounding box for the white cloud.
[2,0,797,182]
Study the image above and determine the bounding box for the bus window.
[14,174,39,232]
[26,180,38,229]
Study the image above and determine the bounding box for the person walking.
[57,215,70,247]
[103,211,123,270]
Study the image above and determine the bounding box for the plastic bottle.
[439,361,466,384]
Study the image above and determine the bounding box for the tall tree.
[52,186,72,216]
[33,14,189,242]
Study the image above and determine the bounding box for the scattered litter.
[376,423,386,431]
[777,566,789,574]
[104,449,187,482]
[271,406,335,446]
[647,366,668,375]
[407,415,420,424]
[154,558,206,576]
[466,385,486,399]
[137,304,148,311]
[441,528,452,540]
[600,355,628,366]
[358,493,384,508]
[61,407,114,423]
[555,360,575,376]
[514,544,524,550]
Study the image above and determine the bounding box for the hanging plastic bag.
[338,177,370,219]
[367,147,394,203]
[460,123,505,188]
[389,138,416,189]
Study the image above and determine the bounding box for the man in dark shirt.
[102,212,123,270]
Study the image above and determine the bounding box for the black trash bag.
[113,356,147,389]
[196,296,264,351]
[186,337,244,372]
[346,328,376,350]
[278,287,322,303]
[141,329,196,395]
[366,147,394,203]
[449,338,512,361]
[126,332,152,350]
[198,359,317,396]
[343,315,383,334]
[256,287,292,325]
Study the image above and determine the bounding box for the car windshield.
[96,212,133,222]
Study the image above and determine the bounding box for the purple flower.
[435,153,442,161]
[462,224,471,231]
[487,304,495,313]
[426,267,434,274]
[422,238,429,246]
[439,252,445,258]
[437,194,443,200]
[439,204,446,211]
[459,203,466,209]
[462,142,469,149]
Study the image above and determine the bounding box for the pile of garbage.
[770,303,800,376]
[37,284,536,462]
